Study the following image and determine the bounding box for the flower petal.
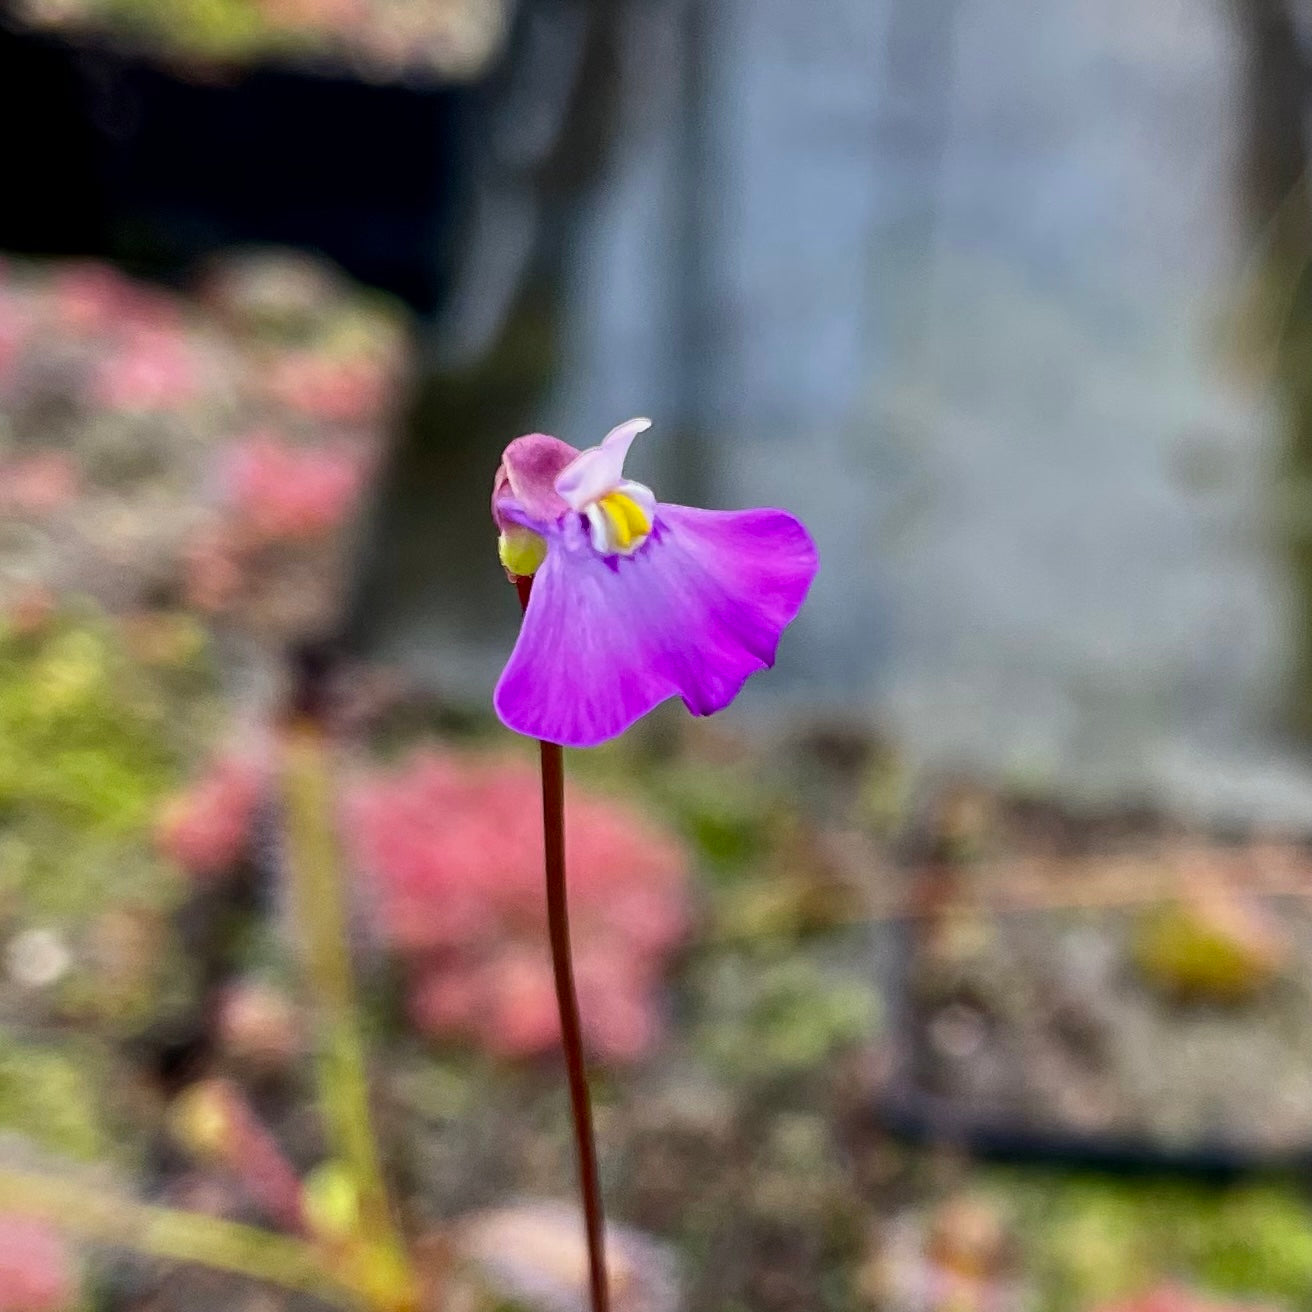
[494,503,818,747]
[554,417,651,512]
[492,433,578,532]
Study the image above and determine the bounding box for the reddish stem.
[515,574,610,1312]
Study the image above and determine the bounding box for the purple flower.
[491,418,818,747]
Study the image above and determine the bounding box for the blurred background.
[1,0,1312,1309]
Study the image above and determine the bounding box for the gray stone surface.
[379,0,1312,821]
[544,0,1312,820]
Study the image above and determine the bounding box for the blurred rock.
[454,1201,680,1312]
[867,1196,1025,1312]
[216,980,302,1076]
[4,929,70,991]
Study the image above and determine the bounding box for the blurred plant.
[216,977,303,1074]
[155,748,265,879]
[0,252,430,1307]
[1090,1286,1282,1312]
[352,749,690,1062]
[0,252,407,648]
[50,262,182,340]
[867,1193,1021,1312]
[90,325,200,413]
[264,349,390,425]
[691,951,879,1085]
[0,1215,75,1312]
[1013,1174,1312,1311]
[0,607,215,943]
[455,1202,680,1312]
[0,718,420,1311]
[171,1077,307,1232]
[278,715,417,1306]
[10,0,510,78]
[0,454,80,515]
[0,1034,109,1166]
[1131,885,1287,1004]
[223,431,370,543]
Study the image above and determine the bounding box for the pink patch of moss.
[0,1215,75,1312]
[156,751,265,880]
[350,750,690,1063]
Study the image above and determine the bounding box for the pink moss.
[0,454,79,515]
[90,325,199,413]
[156,752,265,880]
[257,0,367,35]
[0,293,25,393]
[222,432,369,543]
[182,526,245,614]
[263,350,389,425]
[350,750,690,1063]
[0,1216,74,1312]
[51,262,180,338]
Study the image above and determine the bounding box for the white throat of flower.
[555,418,658,557]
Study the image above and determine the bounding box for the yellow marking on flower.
[597,491,651,550]
[499,527,548,577]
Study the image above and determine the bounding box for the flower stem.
[516,576,610,1312]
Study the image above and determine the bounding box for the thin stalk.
[0,1167,361,1308]
[516,576,610,1312]
[280,720,412,1291]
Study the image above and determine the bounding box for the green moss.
[691,949,880,1084]
[643,762,782,875]
[999,1172,1312,1309]
[0,1030,111,1163]
[0,620,183,834]
[93,0,271,59]
[0,609,219,1029]
[1132,900,1279,1003]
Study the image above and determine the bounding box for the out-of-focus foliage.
[0,1032,110,1164]
[690,951,878,1084]
[156,751,264,882]
[9,0,509,79]
[870,1177,1312,1312]
[1132,890,1287,1004]
[1014,1175,1312,1310]
[0,606,221,1034]
[0,609,212,893]
[0,249,419,1308]
[0,1213,76,1312]
[1089,1287,1285,1312]
[351,749,691,1063]
[0,253,409,650]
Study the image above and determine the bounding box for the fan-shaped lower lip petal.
[494,502,818,747]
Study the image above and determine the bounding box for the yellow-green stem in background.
[280,721,414,1300]
[0,1166,361,1308]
